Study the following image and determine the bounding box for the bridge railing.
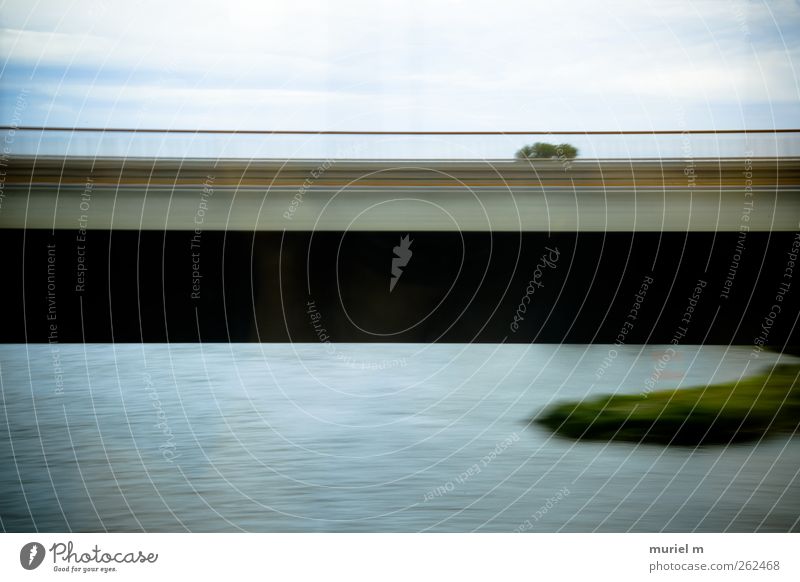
[2,127,799,160]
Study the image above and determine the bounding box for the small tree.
[555,143,578,159]
[515,142,578,160]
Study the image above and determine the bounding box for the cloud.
[1,0,798,129]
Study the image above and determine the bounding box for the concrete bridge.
[1,134,798,344]
[2,156,799,232]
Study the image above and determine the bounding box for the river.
[1,343,797,532]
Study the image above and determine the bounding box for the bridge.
[1,128,798,345]
[2,156,800,232]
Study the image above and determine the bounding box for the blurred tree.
[515,142,578,159]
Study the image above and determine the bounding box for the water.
[1,343,798,532]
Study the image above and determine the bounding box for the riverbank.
[535,363,800,445]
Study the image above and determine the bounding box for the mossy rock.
[535,364,800,446]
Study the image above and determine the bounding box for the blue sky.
[1,0,799,131]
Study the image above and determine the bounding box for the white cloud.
[1,0,798,129]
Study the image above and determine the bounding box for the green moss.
[534,364,800,445]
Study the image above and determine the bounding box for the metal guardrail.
[1,127,799,160]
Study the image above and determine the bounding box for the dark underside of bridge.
[2,229,797,345]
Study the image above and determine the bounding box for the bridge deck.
[2,157,799,232]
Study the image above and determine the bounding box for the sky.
[1,0,799,132]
